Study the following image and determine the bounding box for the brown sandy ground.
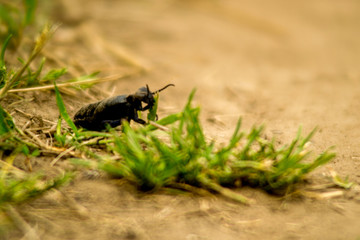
[3,0,360,239]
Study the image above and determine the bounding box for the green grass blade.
[147,94,159,122]
[67,71,100,89]
[54,83,78,136]
[31,57,45,84]
[145,112,181,131]
[23,0,37,25]
[41,68,67,82]
[0,5,19,42]
[0,34,12,89]
[0,105,15,135]
[0,34,12,68]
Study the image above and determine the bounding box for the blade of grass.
[0,34,12,68]
[41,67,67,83]
[54,83,78,136]
[0,105,15,135]
[0,34,12,88]
[147,94,159,122]
[23,0,37,25]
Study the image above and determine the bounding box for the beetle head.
[132,84,155,105]
[129,84,174,110]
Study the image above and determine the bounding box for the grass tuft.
[62,90,336,204]
[0,172,73,208]
[0,106,72,214]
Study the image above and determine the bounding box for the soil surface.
[5,0,360,239]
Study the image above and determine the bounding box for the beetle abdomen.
[73,95,129,130]
[73,101,102,130]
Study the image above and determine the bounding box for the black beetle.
[73,84,174,131]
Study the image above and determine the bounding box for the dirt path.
[10,0,360,239]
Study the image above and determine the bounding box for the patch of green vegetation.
[0,2,99,99]
[0,27,100,98]
[0,165,72,238]
[0,103,72,211]
[0,104,38,155]
[53,87,336,204]
[0,171,72,208]
[0,1,72,213]
[101,91,335,204]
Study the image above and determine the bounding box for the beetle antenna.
[152,84,175,94]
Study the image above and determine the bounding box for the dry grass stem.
[301,190,344,200]
[167,183,212,197]
[21,120,32,131]
[80,137,105,146]
[304,183,337,191]
[8,72,139,93]
[149,121,170,132]
[23,129,77,157]
[24,129,49,149]
[14,109,56,125]
[28,127,52,131]
[8,98,35,108]
[50,146,76,166]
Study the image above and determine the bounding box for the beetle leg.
[133,114,146,124]
[134,118,146,124]
[132,109,146,124]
